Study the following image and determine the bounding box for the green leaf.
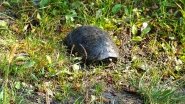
[112,4,122,14]
[124,6,131,16]
[40,0,51,7]
[96,9,102,18]
[72,64,80,71]
[22,60,35,68]
[132,24,138,35]
[72,1,84,9]
[132,36,143,42]
[158,90,172,101]
[180,10,185,18]
[2,1,10,7]
[48,68,56,75]
[0,89,3,99]
[31,74,39,81]
[37,13,42,20]
[0,20,7,28]
[65,10,77,22]
[46,55,52,64]
[14,81,21,89]
[141,27,151,37]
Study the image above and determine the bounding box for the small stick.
[84,84,89,104]
[84,81,90,104]
[70,44,75,59]
[79,44,87,62]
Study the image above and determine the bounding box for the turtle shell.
[66,26,119,61]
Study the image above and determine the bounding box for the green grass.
[130,69,185,104]
[0,0,185,103]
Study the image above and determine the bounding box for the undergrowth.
[0,0,185,103]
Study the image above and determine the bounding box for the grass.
[130,69,185,104]
[0,0,185,103]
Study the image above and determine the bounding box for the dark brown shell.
[66,26,119,61]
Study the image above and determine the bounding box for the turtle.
[66,25,119,62]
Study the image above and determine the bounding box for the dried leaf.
[141,22,148,31]
[73,83,81,91]
[151,3,158,10]
[90,95,96,102]
[11,23,19,32]
[0,6,6,11]
[96,97,109,103]
[23,24,29,32]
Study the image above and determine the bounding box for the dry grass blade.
[44,82,50,104]
[45,89,50,104]
[8,44,18,64]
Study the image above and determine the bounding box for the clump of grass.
[129,69,185,104]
